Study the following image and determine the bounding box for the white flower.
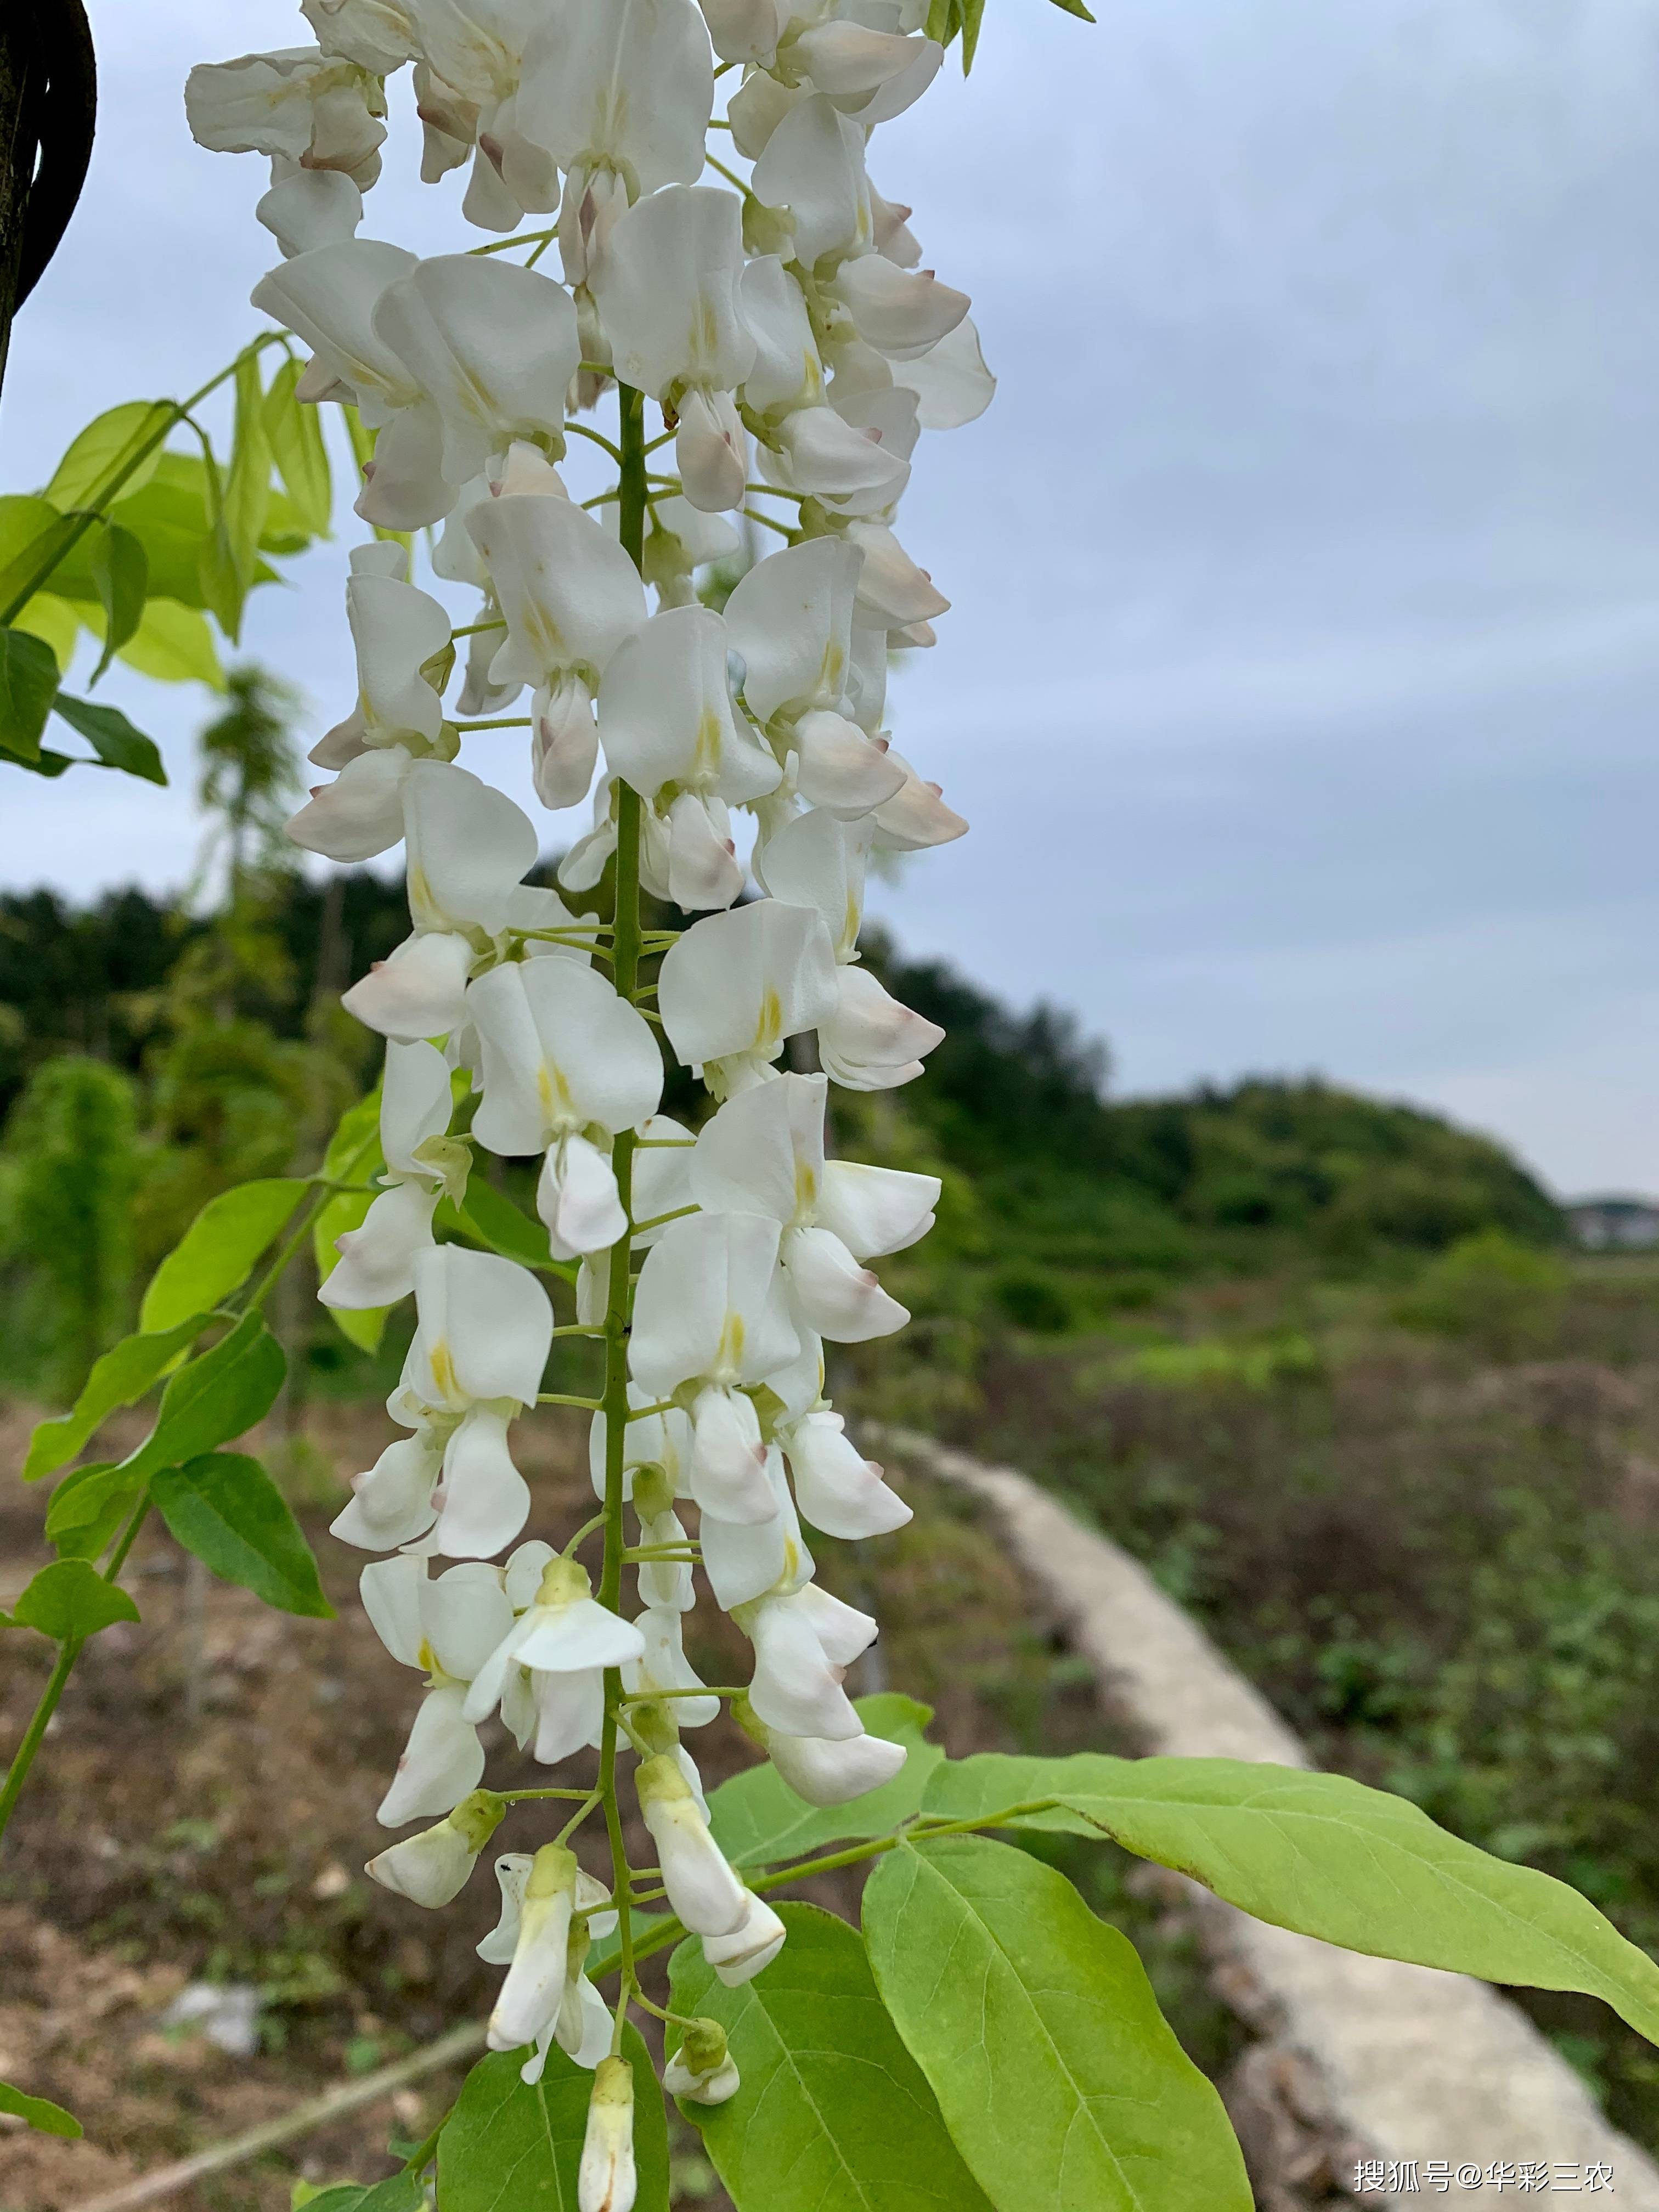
[631,1212,801,1521]
[724,540,902,817]
[893,314,996,430]
[761,809,945,1088]
[780,1407,910,1538]
[187,46,387,184]
[699,1442,814,1610]
[372,254,579,488]
[831,255,968,363]
[657,900,838,1094]
[466,959,663,1257]
[691,1068,935,1341]
[464,1556,645,1764]
[586,1388,694,1505]
[301,0,421,75]
[592,185,756,511]
[512,0,714,286]
[250,237,416,421]
[635,1754,750,1935]
[359,1554,516,1821]
[380,1244,554,1559]
[488,1841,579,2050]
[748,94,871,269]
[701,1890,786,1985]
[319,1039,456,1308]
[735,1580,875,1740]
[365,1787,504,1904]
[579,2056,637,2212]
[340,761,543,1042]
[664,2018,740,2103]
[469,479,646,706]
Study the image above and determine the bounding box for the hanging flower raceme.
[189,0,987,2162]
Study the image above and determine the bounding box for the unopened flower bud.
[664,2017,741,2104]
[579,2054,636,2212]
[364,1788,503,1906]
[634,1754,749,1936]
[489,1843,579,2051]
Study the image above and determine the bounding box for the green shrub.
[1394,1230,1569,1358]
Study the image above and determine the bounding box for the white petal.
[637,1761,749,1935]
[349,572,450,747]
[251,238,417,415]
[691,1070,825,1227]
[430,1406,532,1559]
[381,1039,454,1174]
[664,792,744,913]
[515,0,713,195]
[478,1851,534,1962]
[531,1664,608,1761]
[749,94,871,270]
[287,744,411,864]
[794,1581,878,1666]
[378,1684,484,1825]
[739,256,824,416]
[724,537,859,726]
[783,1409,910,1539]
[687,1385,777,1523]
[591,184,755,399]
[817,965,944,1091]
[332,1432,441,1551]
[256,165,363,257]
[657,901,838,1079]
[414,1245,554,1407]
[772,407,907,504]
[791,709,905,816]
[701,1447,810,1609]
[702,1891,787,1984]
[744,1588,861,1737]
[783,1224,908,1342]
[891,314,995,430]
[531,673,600,811]
[404,759,538,938]
[516,1595,647,1674]
[343,929,474,1043]
[817,1159,938,1259]
[355,398,458,531]
[360,1551,427,1668]
[769,1725,907,1805]
[675,387,749,514]
[471,489,646,690]
[374,255,579,486]
[539,1133,628,1259]
[845,521,949,628]
[320,1177,439,1308]
[424,1560,516,1681]
[624,1604,719,1724]
[629,1212,797,1395]
[870,746,968,850]
[757,804,866,958]
[599,604,780,808]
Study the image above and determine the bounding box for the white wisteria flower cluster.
[189,0,985,2187]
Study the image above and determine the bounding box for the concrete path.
[874,1427,1659,2208]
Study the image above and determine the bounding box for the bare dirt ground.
[0,1396,1098,2211]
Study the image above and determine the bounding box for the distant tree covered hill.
[0,876,1560,1289]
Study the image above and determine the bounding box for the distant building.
[1567,1197,1659,1250]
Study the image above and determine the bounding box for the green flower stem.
[551,1323,608,1339]
[629,1204,697,1234]
[567,419,624,465]
[450,617,506,637]
[466,228,556,258]
[596,377,651,2045]
[561,1511,608,1559]
[618,1685,741,1703]
[704,153,755,199]
[498,1786,599,1803]
[625,1399,675,1421]
[538,1392,605,1409]
[744,506,798,540]
[452,716,532,730]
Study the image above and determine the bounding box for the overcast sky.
[2,0,1654,1197]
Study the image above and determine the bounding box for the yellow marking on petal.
[793,1158,818,1223]
[818,640,845,699]
[754,987,785,1052]
[693,704,724,780]
[537,1059,575,1125]
[716,1312,747,1374]
[428,1338,459,1401]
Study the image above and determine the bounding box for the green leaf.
[865,1836,1251,2212]
[46,400,174,511]
[0,2081,82,2138]
[11,589,81,673]
[1047,0,1097,20]
[196,441,242,644]
[226,355,274,605]
[151,1452,332,1618]
[709,1694,942,1867]
[290,2181,422,2212]
[117,596,225,689]
[0,496,77,623]
[52,694,167,784]
[314,1188,392,1353]
[323,1085,385,1184]
[0,627,59,761]
[125,1313,287,1482]
[921,1752,1659,2047]
[45,1463,143,1559]
[87,522,149,682]
[436,1183,574,1279]
[11,1558,140,1641]
[436,2027,668,2212]
[668,1903,995,2212]
[140,1177,308,1333]
[25,1312,215,1481]
[263,356,333,535]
